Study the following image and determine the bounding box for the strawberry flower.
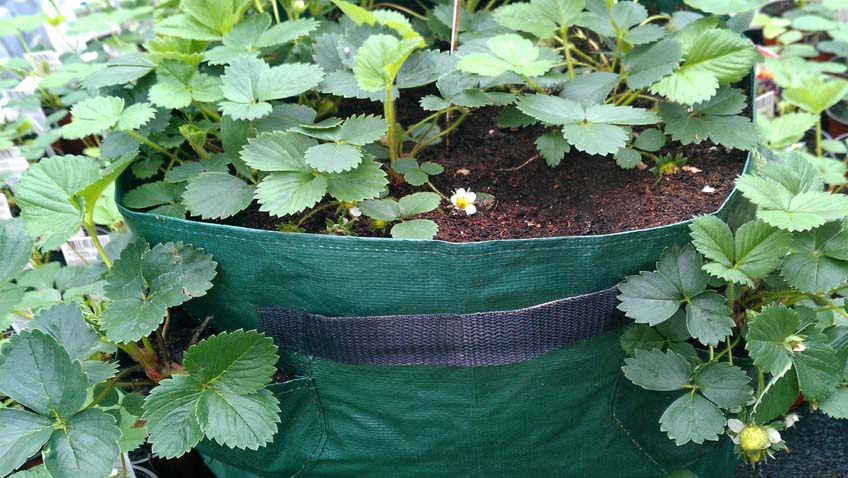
[450,188,477,215]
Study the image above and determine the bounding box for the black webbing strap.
[258,287,624,367]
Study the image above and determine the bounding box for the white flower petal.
[727,419,745,433]
[731,435,740,444]
[450,195,459,206]
[466,192,477,203]
[767,428,782,444]
[785,413,800,428]
[465,204,477,215]
[456,188,466,196]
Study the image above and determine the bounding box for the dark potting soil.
[760,0,797,17]
[223,105,746,242]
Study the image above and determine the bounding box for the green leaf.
[114,406,147,453]
[305,143,363,173]
[28,303,103,361]
[751,368,800,424]
[142,374,204,458]
[686,291,734,347]
[737,160,848,232]
[399,192,441,217]
[61,97,124,139]
[820,387,848,419]
[0,330,88,417]
[196,387,280,450]
[116,104,156,131]
[62,97,155,139]
[560,71,620,104]
[660,393,726,445]
[782,76,848,115]
[615,147,642,169]
[793,335,841,401]
[183,172,254,220]
[745,305,800,375]
[255,173,328,217]
[391,219,439,239]
[101,241,217,343]
[144,331,280,455]
[123,181,185,218]
[257,18,319,48]
[457,33,555,78]
[782,222,848,293]
[325,159,388,202]
[650,29,757,105]
[354,34,423,92]
[0,218,34,286]
[81,53,154,89]
[683,0,767,14]
[620,325,665,355]
[221,56,324,120]
[241,132,314,172]
[693,362,752,409]
[518,95,656,156]
[585,104,660,125]
[618,245,704,325]
[0,409,52,477]
[78,154,138,226]
[338,115,387,146]
[690,217,791,285]
[622,348,691,391]
[182,330,278,394]
[15,156,99,250]
[536,132,571,167]
[150,61,223,109]
[756,113,818,149]
[660,99,758,150]
[358,198,401,221]
[182,0,250,36]
[493,0,584,38]
[564,122,629,156]
[516,95,584,125]
[44,408,120,478]
[633,128,666,152]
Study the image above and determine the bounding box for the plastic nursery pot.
[826,101,848,138]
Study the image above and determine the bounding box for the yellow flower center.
[455,197,469,209]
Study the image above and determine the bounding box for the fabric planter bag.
[118,169,751,478]
[117,68,755,477]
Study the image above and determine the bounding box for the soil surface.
[225,104,747,242]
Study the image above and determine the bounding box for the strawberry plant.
[618,151,848,463]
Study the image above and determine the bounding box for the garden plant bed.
[222,106,747,241]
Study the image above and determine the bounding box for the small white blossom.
[294,0,306,9]
[349,206,362,218]
[80,51,98,62]
[450,188,477,215]
[767,428,782,444]
[728,418,745,434]
[702,185,716,193]
[785,413,800,429]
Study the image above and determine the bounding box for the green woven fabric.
[198,331,738,478]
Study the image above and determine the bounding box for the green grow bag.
[117,53,754,478]
[118,160,752,478]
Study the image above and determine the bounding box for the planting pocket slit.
[199,376,327,478]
